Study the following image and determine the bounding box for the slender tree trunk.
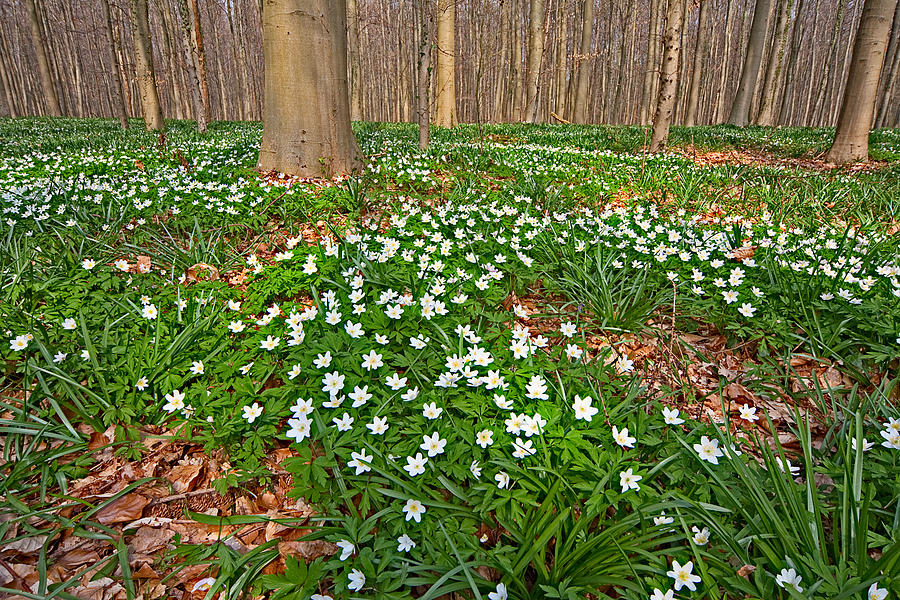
[756,0,794,125]
[728,0,773,125]
[493,0,511,121]
[875,0,900,126]
[102,0,130,127]
[574,0,594,123]
[159,0,183,119]
[434,0,457,126]
[553,0,567,116]
[778,0,804,124]
[513,0,524,118]
[684,0,708,126]
[416,0,433,145]
[641,0,661,124]
[187,0,212,125]
[257,0,362,176]
[25,0,60,115]
[346,0,362,121]
[715,0,736,122]
[811,0,848,124]
[175,0,207,130]
[524,0,545,122]
[130,0,165,129]
[649,0,686,151]
[827,0,898,163]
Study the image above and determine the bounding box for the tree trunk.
[553,0,567,116]
[728,0,773,126]
[826,0,898,163]
[524,0,545,122]
[513,0,524,119]
[649,0,686,152]
[346,0,362,121]
[130,0,165,130]
[684,0,708,126]
[715,0,736,122]
[257,0,362,176]
[434,0,457,126]
[187,0,212,126]
[25,0,60,115]
[416,0,433,146]
[778,0,805,124]
[811,0,848,125]
[756,0,794,125]
[574,0,594,123]
[641,0,661,124]
[493,0,511,121]
[875,0,900,126]
[175,0,207,131]
[102,0,130,127]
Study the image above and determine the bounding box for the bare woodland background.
[1,0,900,128]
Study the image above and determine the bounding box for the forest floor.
[1,118,900,600]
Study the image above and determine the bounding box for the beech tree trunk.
[347,0,362,121]
[826,0,899,163]
[728,0,772,126]
[524,0,545,122]
[187,0,211,126]
[416,0,433,146]
[641,0,661,124]
[649,0,686,152]
[756,0,794,125]
[130,0,165,130]
[434,0,457,126]
[101,0,129,127]
[25,0,60,115]
[684,0,709,126]
[176,0,207,131]
[257,0,362,176]
[574,0,594,123]
[875,0,900,126]
[492,0,511,121]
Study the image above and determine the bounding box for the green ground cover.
[1,118,899,600]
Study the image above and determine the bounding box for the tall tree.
[649,0,686,152]
[130,0,165,130]
[728,0,772,126]
[524,0,545,122]
[574,0,594,123]
[101,0,129,128]
[347,0,363,121]
[415,0,433,146]
[826,0,899,163]
[684,0,709,126]
[175,0,208,131]
[25,0,60,115]
[755,0,794,125]
[641,0,661,124]
[875,0,900,126]
[186,0,212,125]
[434,0,457,126]
[257,0,362,176]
